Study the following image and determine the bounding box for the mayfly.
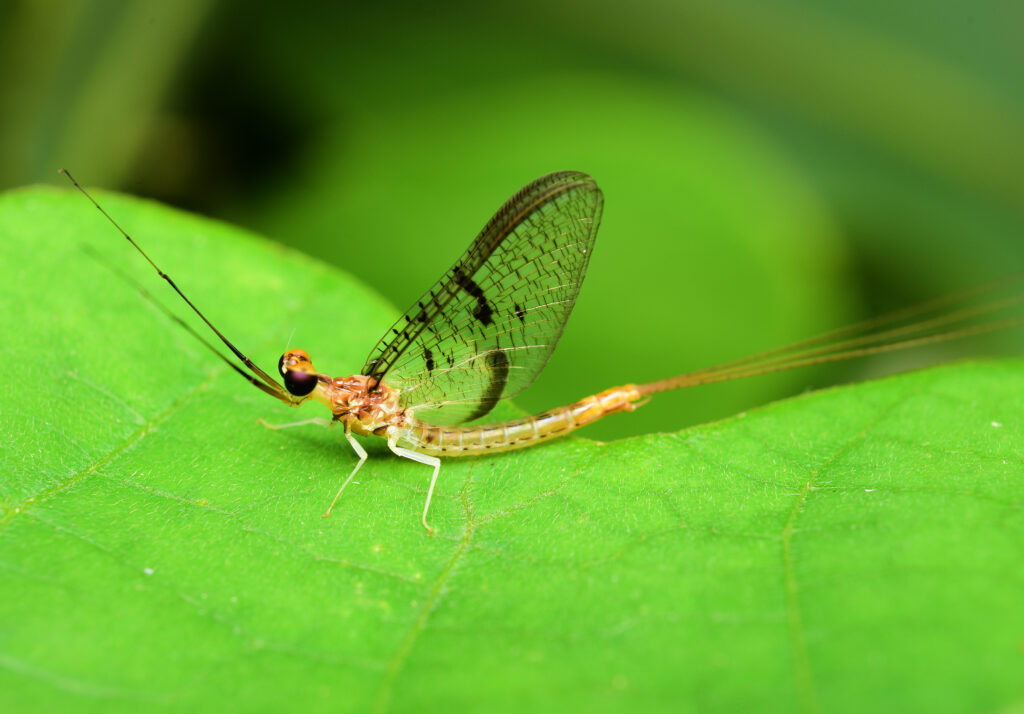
[61,169,1024,533]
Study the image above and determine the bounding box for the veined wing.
[362,171,603,425]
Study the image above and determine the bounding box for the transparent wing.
[362,171,603,425]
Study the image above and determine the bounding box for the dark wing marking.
[361,171,604,425]
[463,349,510,422]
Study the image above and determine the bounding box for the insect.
[62,170,1023,533]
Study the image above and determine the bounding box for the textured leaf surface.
[1,187,1021,713]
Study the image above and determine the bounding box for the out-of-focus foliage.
[3,0,1024,437]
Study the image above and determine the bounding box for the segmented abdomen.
[399,385,642,456]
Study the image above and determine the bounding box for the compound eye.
[283,369,318,397]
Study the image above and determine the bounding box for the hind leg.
[387,433,441,534]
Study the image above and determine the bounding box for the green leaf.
[1,187,1021,714]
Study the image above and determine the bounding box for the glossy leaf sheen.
[1,188,1021,714]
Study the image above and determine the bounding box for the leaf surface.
[0,188,1021,714]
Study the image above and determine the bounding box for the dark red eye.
[283,370,318,397]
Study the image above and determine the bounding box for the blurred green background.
[3,0,1024,439]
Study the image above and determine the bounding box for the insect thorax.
[319,374,404,437]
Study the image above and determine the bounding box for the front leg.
[258,417,333,430]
